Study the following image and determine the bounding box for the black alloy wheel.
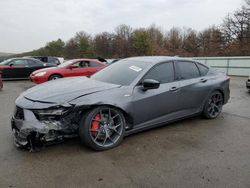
[203,91,224,119]
[79,106,125,150]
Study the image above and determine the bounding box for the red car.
[30,59,107,84]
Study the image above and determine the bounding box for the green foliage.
[45,39,65,56]
[132,29,152,56]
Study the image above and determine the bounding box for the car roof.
[70,58,104,63]
[122,56,193,64]
[8,57,40,61]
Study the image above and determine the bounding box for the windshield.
[91,60,150,85]
[0,59,12,65]
[58,60,74,67]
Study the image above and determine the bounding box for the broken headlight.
[34,107,68,116]
[33,107,71,121]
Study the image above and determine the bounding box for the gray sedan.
[11,56,230,151]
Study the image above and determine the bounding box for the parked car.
[0,70,3,90]
[30,58,107,84]
[27,56,63,65]
[12,56,230,151]
[0,58,56,80]
[246,76,250,92]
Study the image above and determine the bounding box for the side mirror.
[142,79,160,90]
[9,63,13,67]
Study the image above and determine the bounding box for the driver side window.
[143,62,175,84]
[10,59,29,67]
[72,61,90,68]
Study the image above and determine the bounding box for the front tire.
[79,106,126,151]
[202,91,224,119]
[48,74,62,81]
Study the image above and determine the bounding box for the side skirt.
[125,110,201,136]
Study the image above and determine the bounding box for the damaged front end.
[11,103,82,152]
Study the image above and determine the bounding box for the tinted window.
[175,61,200,79]
[34,57,47,62]
[143,62,174,83]
[28,60,42,67]
[90,61,101,67]
[11,59,29,67]
[92,60,149,85]
[48,57,60,64]
[0,59,12,65]
[197,63,209,76]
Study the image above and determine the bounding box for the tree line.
[20,0,250,59]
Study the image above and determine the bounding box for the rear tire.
[79,106,126,151]
[202,91,224,119]
[48,74,62,81]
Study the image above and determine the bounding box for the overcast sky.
[0,0,244,53]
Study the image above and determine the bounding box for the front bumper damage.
[11,105,81,152]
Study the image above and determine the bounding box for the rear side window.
[11,59,29,67]
[48,57,60,64]
[196,63,209,76]
[175,61,200,80]
[28,60,42,67]
[143,62,175,84]
[35,57,47,62]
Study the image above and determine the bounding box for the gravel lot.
[0,77,249,188]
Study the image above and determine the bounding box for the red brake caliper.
[91,113,100,136]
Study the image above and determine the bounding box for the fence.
[189,56,250,77]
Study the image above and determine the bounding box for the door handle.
[170,86,179,92]
[200,78,207,83]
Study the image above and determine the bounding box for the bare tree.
[182,28,200,56]
[146,24,165,55]
[164,27,183,56]
[222,4,250,54]
[113,24,133,57]
[198,27,225,56]
[93,32,114,58]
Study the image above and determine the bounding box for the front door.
[65,60,92,77]
[132,62,182,126]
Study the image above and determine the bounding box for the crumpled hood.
[22,77,120,104]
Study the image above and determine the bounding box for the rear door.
[27,59,45,76]
[174,60,209,111]
[132,61,182,125]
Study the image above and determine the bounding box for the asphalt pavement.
[0,77,249,188]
